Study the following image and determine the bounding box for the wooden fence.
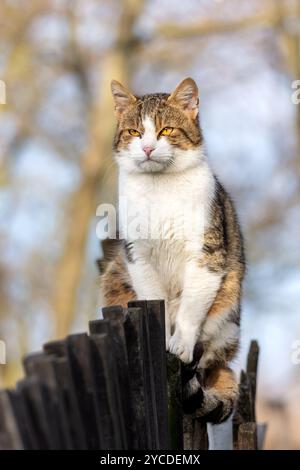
[0,299,265,450]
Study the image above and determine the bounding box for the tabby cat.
[100,77,245,423]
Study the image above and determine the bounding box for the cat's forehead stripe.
[142,116,156,134]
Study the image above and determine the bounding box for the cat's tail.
[183,366,238,424]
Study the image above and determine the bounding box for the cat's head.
[111,78,203,174]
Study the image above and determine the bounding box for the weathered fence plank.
[144,300,169,450]
[17,377,55,449]
[238,422,258,450]
[233,340,262,450]
[193,418,209,450]
[123,307,151,449]
[0,391,24,450]
[89,319,125,449]
[5,389,38,449]
[65,334,102,449]
[23,353,73,449]
[247,340,259,422]
[128,300,160,449]
[184,415,208,450]
[54,356,87,449]
[89,331,124,449]
[167,353,183,450]
[102,305,136,449]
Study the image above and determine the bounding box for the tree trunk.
[52,0,144,338]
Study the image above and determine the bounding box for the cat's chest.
[132,237,187,295]
[119,169,213,242]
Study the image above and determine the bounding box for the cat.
[100,77,245,423]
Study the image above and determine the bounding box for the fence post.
[128,301,162,450]
[23,353,73,449]
[65,334,102,449]
[89,331,124,449]
[101,305,134,449]
[167,353,183,450]
[16,377,55,449]
[246,340,259,422]
[0,391,24,450]
[123,307,150,449]
[145,300,169,449]
[238,422,258,450]
[233,340,260,450]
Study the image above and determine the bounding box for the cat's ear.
[167,78,199,119]
[111,80,137,117]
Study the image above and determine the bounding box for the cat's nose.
[143,145,154,158]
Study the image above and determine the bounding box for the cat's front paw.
[169,328,195,364]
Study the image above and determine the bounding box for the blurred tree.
[0,0,50,386]
[52,0,144,338]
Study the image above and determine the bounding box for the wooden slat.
[53,356,87,449]
[89,331,124,449]
[7,389,38,449]
[123,306,150,449]
[183,415,208,450]
[65,334,101,449]
[89,318,111,336]
[167,353,183,450]
[183,414,193,450]
[128,300,159,449]
[193,418,208,450]
[233,370,253,449]
[89,319,126,447]
[43,339,66,357]
[233,340,260,449]
[247,340,259,421]
[16,377,55,449]
[43,340,88,449]
[102,305,135,449]
[238,422,258,450]
[23,352,73,449]
[0,391,24,450]
[144,300,170,450]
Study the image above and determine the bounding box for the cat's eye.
[128,129,141,137]
[159,127,173,137]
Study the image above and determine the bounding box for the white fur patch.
[141,116,157,148]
